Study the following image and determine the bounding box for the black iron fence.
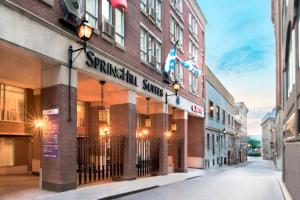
[77,134,124,185]
[136,137,159,177]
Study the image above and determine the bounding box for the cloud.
[216,45,271,73]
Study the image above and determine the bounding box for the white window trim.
[85,0,99,29]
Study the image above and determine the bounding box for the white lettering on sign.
[43,108,59,115]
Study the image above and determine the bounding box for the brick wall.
[9,0,205,107]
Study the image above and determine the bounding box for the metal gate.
[77,135,124,185]
[136,137,159,177]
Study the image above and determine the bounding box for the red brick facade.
[9,0,205,107]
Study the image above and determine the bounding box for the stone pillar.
[41,65,77,192]
[110,90,137,180]
[173,110,188,172]
[150,103,169,175]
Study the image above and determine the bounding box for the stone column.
[110,90,137,180]
[41,65,77,192]
[173,110,188,172]
[150,103,169,175]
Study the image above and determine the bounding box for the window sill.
[40,0,54,7]
[102,33,114,44]
[93,29,100,36]
[115,43,126,51]
[141,60,149,66]
[141,10,148,17]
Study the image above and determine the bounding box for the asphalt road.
[117,157,284,200]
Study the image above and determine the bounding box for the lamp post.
[165,80,181,104]
[67,19,94,122]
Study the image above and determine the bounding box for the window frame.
[0,84,25,122]
[101,0,112,23]
[115,8,125,46]
[209,101,214,119]
[85,0,98,29]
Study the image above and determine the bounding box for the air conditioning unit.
[149,7,156,20]
[102,18,115,39]
[61,0,84,19]
[150,55,156,66]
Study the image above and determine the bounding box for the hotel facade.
[0,0,206,192]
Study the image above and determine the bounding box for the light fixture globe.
[172,80,180,94]
[77,20,94,41]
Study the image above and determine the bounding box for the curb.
[277,178,293,200]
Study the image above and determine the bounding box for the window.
[212,134,215,155]
[189,71,198,95]
[287,29,296,97]
[209,101,214,118]
[156,42,162,71]
[140,28,147,62]
[149,0,155,17]
[207,134,210,150]
[77,101,85,127]
[0,138,14,167]
[231,116,234,127]
[148,34,156,66]
[140,27,162,70]
[86,0,98,28]
[189,40,198,62]
[189,13,198,36]
[140,0,147,13]
[115,9,124,46]
[102,0,112,23]
[170,17,183,48]
[222,110,226,124]
[171,0,183,14]
[156,0,161,27]
[140,0,161,27]
[171,58,184,84]
[228,114,231,126]
[216,106,220,121]
[0,84,25,122]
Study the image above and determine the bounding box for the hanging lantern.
[171,107,177,132]
[111,0,128,10]
[171,122,177,132]
[144,97,151,128]
[99,81,110,135]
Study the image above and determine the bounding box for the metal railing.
[136,137,159,177]
[77,134,124,185]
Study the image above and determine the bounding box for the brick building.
[272,0,300,199]
[0,0,206,192]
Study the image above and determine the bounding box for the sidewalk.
[1,169,205,200]
[1,164,241,200]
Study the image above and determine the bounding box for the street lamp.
[165,80,181,104]
[77,20,94,41]
[67,19,94,122]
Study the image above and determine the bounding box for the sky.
[197,0,275,135]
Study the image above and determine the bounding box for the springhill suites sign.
[85,50,164,98]
[86,51,138,87]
